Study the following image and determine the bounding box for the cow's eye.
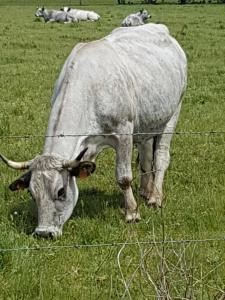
[58,187,65,198]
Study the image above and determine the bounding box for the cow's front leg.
[116,134,140,222]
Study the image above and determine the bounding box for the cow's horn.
[0,154,32,170]
[63,148,88,169]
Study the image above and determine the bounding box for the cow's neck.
[43,87,89,160]
[43,9,50,21]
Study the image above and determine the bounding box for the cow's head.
[139,9,151,20]
[60,7,70,12]
[35,6,45,17]
[0,149,95,238]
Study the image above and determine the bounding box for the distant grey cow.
[122,9,151,27]
[1,24,187,238]
[35,6,77,23]
[60,7,100,21]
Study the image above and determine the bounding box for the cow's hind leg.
[115,134,140,222]
[137,138,154,201]
[148,103,182,207]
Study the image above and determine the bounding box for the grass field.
[1,3,225,299]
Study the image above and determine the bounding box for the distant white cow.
[122,9,151,27]
[61,7,100,21]
[35,7,77,23]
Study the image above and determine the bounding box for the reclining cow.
[60,7,100,21]
[1,23,187,238]
[122,9,151,27]
[35,6,77,23]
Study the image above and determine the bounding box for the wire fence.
[0,0,224,6]
[1,130,225,139]
[0,0,116,6]
[1,130,225,299]
[0,0,178,6]
[0,237,225,253]
[0,130,225,254]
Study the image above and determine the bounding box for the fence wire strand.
[0,237,225,253]
[1,130,225,140]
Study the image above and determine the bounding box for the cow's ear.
[9,171,31,191]
[68,7,71,11]
[70,162,96,179]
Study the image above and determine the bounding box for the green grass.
[1,3,225,299]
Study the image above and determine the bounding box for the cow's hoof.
[139,189,150,200]
[147,197,162,208]
[125,211,141,223]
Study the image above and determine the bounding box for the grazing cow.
[35,6,77,23]
[0,24,187,238]
[122,9,151,27]
[61,7,100,21]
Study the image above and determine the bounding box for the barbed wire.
[0,237,224,253]
[0,130,225,140]
[0,130,224,255]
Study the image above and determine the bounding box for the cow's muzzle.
[33,226,62,239]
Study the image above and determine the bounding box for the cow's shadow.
[72,187,124,219]
[9,188,124,235]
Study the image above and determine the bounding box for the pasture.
[0,3,225,299]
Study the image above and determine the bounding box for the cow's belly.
[134,87,181,131]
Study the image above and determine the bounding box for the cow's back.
[102,24,187,131]
[51,24,187,137]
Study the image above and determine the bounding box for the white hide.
[62,7,100,21]
[43,23,186,226]
[46,23,186,156]
[2,24,186,237]
[35,7,77,23]
[121,9,151,27]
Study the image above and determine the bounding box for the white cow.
[61,7,100,21]
[122,9,151,27]
[1,24,187,238]
[35,6,77,23]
